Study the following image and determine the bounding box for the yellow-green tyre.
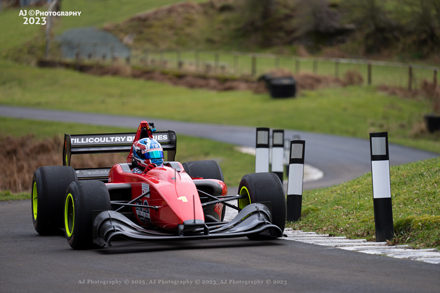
[65,180,111,250]
[238,172,286,240]
[32,166,77,235]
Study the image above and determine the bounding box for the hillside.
[104,0,440,63]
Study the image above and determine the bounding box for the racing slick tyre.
[31,166,77,235]
[64,180,111,250]
[182,160,224,181]
[238,172,286,240]
[183,160,225,221]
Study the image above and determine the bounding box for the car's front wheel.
[64,180,111,249]
[238,172,286,240]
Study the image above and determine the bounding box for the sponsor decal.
[135,199,150,224]
[69,133,168,145]
[71,135,135,145]
[77,169,110,176]
[142,183,150,197]
[177,196,188,202]
[153,134,168,142]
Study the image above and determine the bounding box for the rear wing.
[63,128,177,181]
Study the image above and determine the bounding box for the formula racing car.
[31,121,286,249]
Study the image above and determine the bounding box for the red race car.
[31,121,286,249]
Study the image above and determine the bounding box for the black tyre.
[32,166,77,235]
[183,160,225,221]
[238,172,286,239]
[64,180,111,249]
[182,160,224,181]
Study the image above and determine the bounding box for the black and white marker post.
[370,132,394,242]
[286,140,305,222]
[255,127,270,173]
[271,130,284,182]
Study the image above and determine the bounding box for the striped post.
[370,132,394,242]
[255,128,270,173]
[286,140,305,222]
[271,130,284,182]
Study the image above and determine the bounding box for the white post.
[271,129,284,182]
[370,132,393,242]
[255,128,270,173]
[286,140,305,221]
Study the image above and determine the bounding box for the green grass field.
[1,58,438,153]
[289,157,440,250]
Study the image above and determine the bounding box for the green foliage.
[395,0,440,58]
[289,157,440,249]
[340,0,398,54]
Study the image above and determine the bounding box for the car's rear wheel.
[65,180,111,249]
[31,166,77,235]
[238,172,286,240]
[183,160,226,221]
[182,160,224,181]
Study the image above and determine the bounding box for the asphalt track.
[1,200,440,293]
[0,105,438,189]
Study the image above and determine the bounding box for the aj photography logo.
[19,9,82,25]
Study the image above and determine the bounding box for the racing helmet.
[132,138,164,169]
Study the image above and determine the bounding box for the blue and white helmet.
[132,138,164,169]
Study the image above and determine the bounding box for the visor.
[144,150,163,160]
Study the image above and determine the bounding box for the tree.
[340,0,399,54]
[397,0,440,56]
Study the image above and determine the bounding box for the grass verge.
[0,190,31,201]
[1,59,438,153]
[288,157,440,250]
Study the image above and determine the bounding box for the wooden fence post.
[335,59,339,78]
[275,56,279,69]
[215,52,219,74]
[408,66,413,91]
[295,59,300,74]
[368,63,372,86]
[194,50,199,72]
[92,43,96,60]
[434,69,437,88]
[234,53,238,75]
[313,59,317,74]
[251,55,256,77]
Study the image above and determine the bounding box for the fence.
[56,41,439,90]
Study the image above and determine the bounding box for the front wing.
[93,203,283,246]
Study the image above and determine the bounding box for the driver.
[132,138,164,174]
